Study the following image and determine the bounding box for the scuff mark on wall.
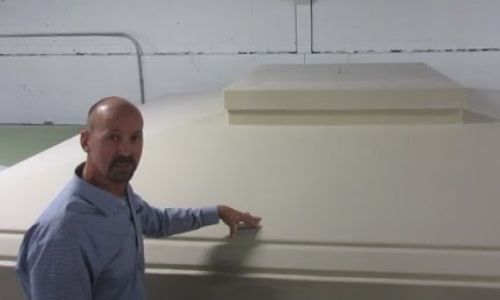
[190,55,201,73]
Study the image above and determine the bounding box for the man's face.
[82,107,144,183]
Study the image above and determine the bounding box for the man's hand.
[217,205,262,237]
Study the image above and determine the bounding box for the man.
[16,96,262,300]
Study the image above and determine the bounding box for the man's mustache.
[111,155,136,167]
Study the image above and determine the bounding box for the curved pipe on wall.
[0,32,146,104]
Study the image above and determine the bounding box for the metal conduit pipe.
[0,32,146,104]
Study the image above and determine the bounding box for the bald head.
[86,96,142,132]
[81,96,144,187]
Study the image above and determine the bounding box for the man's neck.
[80,163,127,198]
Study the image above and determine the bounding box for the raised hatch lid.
[224,63,493,125]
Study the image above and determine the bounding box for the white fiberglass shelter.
[1,63,500,299]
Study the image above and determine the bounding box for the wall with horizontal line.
[1,0,500,124]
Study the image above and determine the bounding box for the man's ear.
[80,130,90,153]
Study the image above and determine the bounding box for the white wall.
[1,0,500,124]
[313,0,500,53]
